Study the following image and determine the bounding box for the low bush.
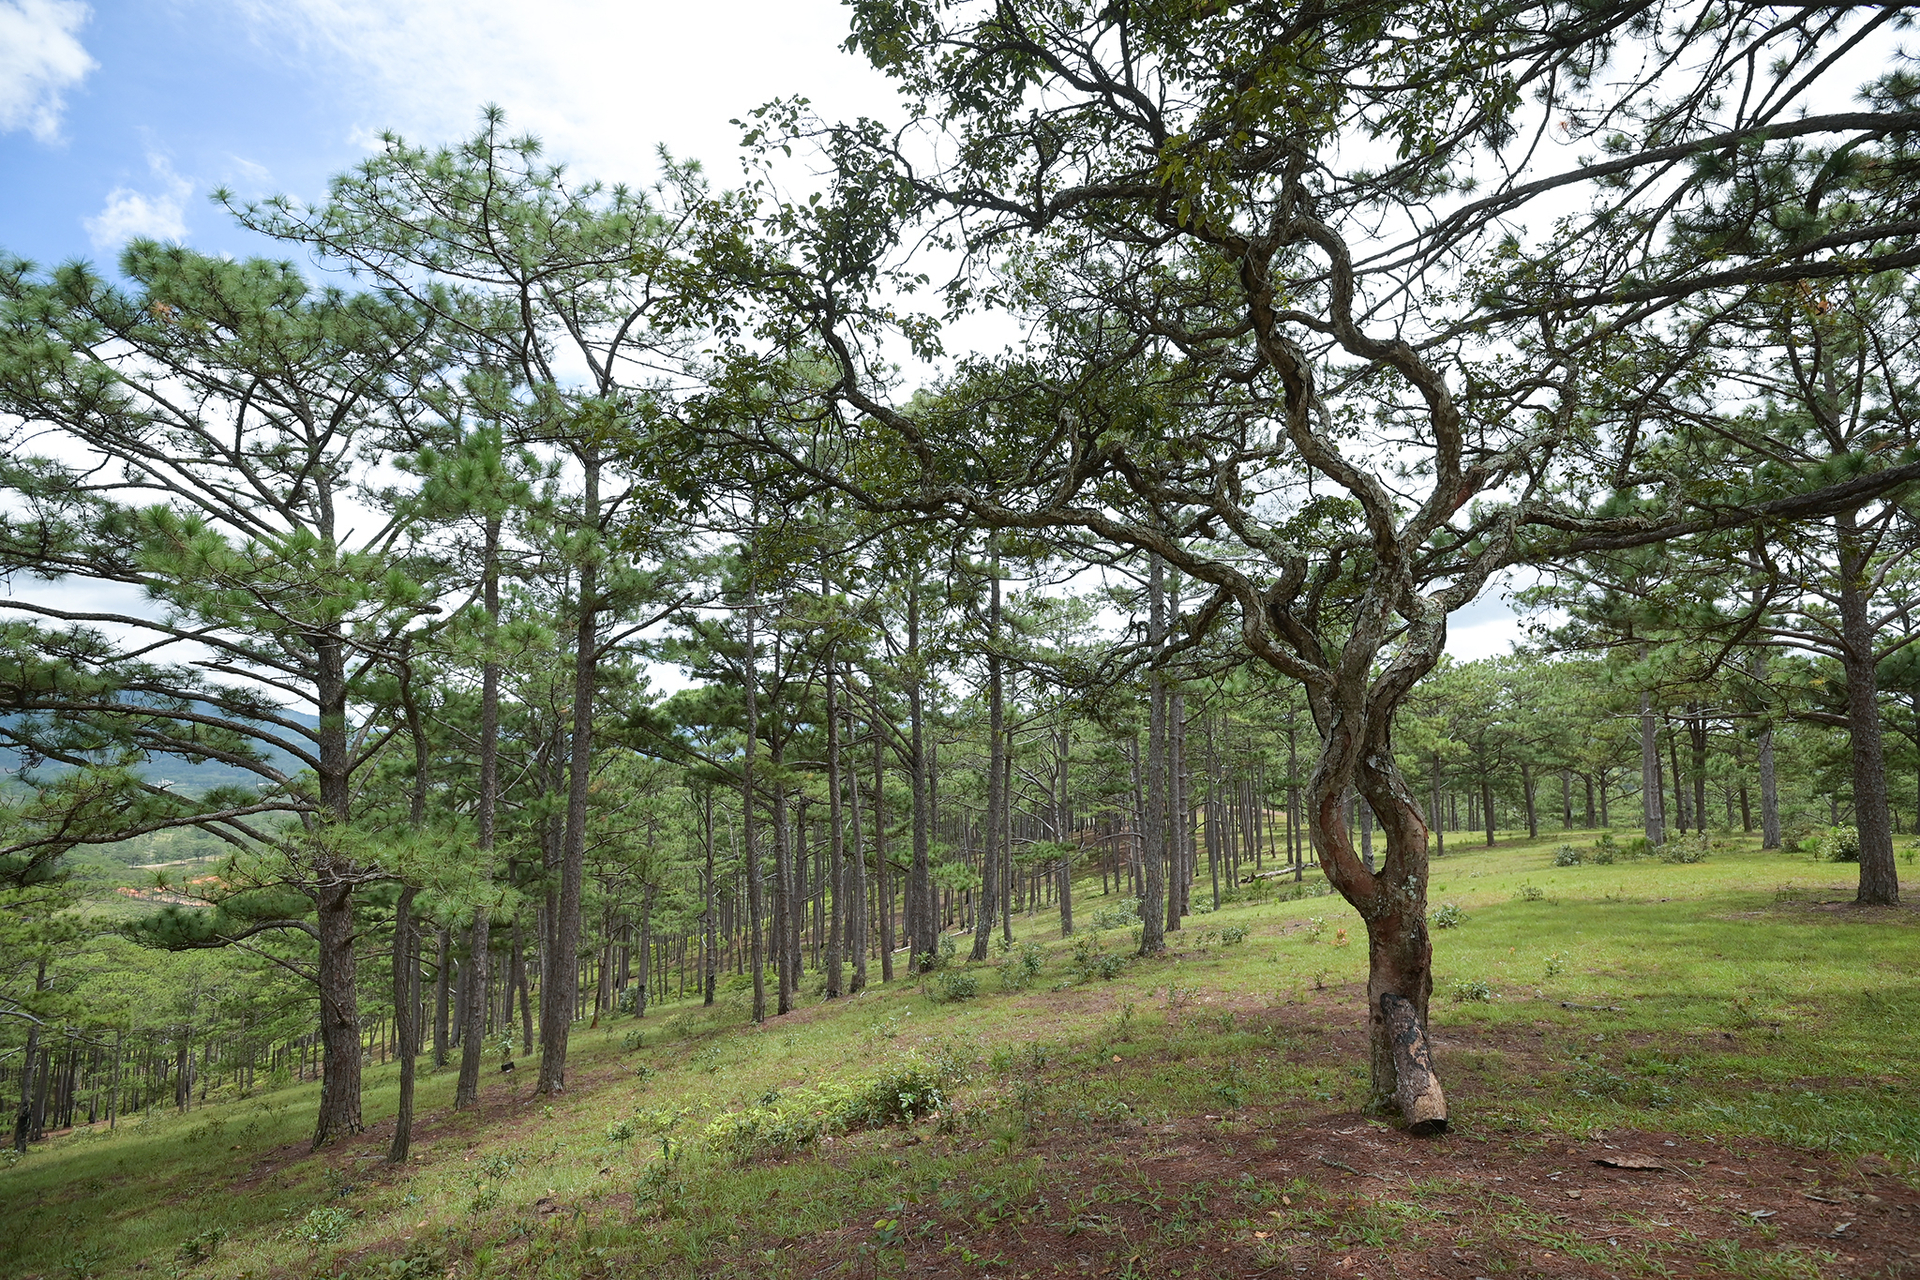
[1273,878,1333,902]
[931,969,979,1002]
[1514,883,1545,902]
[175,1229,228,1264]
[1063,932,1130,983]
[703,1055,963,1161]
[1661,833,1710,864]
[284,1207,353,1249]
[1816,826,1860,863]
[1428,902,1467,929]
[839,1057,956,1128]
[1552,844,1583,866]
[999,940,1046,990]
[701,1086,844,1162]
[1089,898,1142,931]
[1449,979,1494,1003]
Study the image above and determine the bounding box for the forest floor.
[7,829,1920,1280]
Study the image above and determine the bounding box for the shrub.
[1303,916,1328,940]
[1274,878,1332,902]
[1514,883,1545,902]
[606,1118,637,1145]
[839,1057,955,1128]
[931,969,980,1002]
[1543,950,1570,979]
[702,1086,844,1162]
[1428,902,1467,929]
[1816,826,1860,863]
[1624,835,1652,858]
[1090,898,1142,931]
[1063,932,1130,983]
[1552,844,1583,867]
[1218,922,1250,946]
[704,1057,961,1161]
[1661,833,1710,864]
[175,1229,229,1264]
[1449,979,1494,1003]
[284,1207,352,1250]
[999,940,1046,990]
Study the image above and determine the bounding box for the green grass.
[5,826,1915,1280]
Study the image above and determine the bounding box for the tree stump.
[1379,992,1447,1135]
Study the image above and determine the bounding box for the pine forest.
[3,4,1919,1278]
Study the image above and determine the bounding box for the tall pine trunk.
[972,548,1004,961]
[1640,659,1666,846]
[744,576,767,1022]
[311,632,362,1148]
[538,449,599,1093]
[1838,512,1900,904]
[388,887,419,1162]
[1138,556,1168,955]
[907,580,935,969]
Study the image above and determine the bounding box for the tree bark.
[825,645,846,996]
[312,873,362,1146]
[1139,555,1168,955]
[1687,705,1708,835]
[1520,759,1537,839]
[454,906,490,1108]
[744,574,767,1022]
[874,724,894,983]
[1640,668,1666,846]
[973,547,1004,962]
[1379,993,1447,1135]
[1838,512,1900,904]
[772,732,795,1015]
[1056,724,1074,936]
[310,630,363,1148]
[388,886,419,1163]
[538,447,599,1093]
[432,928,450,1068]
[847,703,869,994]
[907,578,935,969]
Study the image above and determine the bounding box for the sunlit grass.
[5,825,1914,1279]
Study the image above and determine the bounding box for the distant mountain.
[0,702,317,798]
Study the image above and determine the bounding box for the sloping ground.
[6,834,1918,1280]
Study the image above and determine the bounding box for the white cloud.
[85,154,193,250]
[0,0,94,142]
[225,0,901,185]
[224,153,275,189]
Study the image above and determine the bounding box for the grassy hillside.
[7,829,1918,1280]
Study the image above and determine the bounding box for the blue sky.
[0,0,901,268]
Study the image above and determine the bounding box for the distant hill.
[0,702,317,797]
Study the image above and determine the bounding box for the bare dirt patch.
[803,1113,1917,1278]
